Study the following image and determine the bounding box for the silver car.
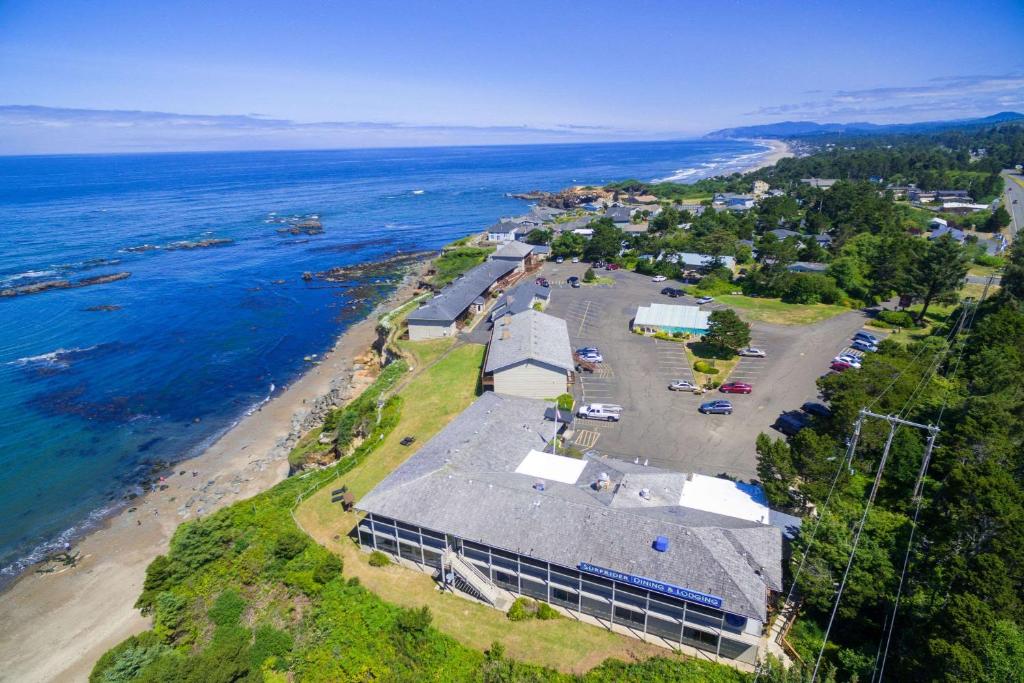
[669,379,698,391]
[738,347,766,358]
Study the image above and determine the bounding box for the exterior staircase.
[442,548,512,611]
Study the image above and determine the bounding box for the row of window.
[360,516,757,662]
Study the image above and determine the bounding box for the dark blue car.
[699,400,733,415]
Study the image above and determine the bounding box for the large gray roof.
[358,392,784,621]
[485,309,573,374]
[492,241,535,259]
[408,260,516,323]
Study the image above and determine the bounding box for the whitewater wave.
[651,143,776,183]
[244,383,276,416]
[412,189,425,195]
[0,269,59,287]
[8,345,102,370]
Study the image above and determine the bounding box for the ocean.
[0,138,764,584]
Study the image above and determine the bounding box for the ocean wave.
[8,345,102,369]
[0,269,59,286]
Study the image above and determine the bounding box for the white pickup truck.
[576,403,623,422]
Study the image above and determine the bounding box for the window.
[422,549,441,568]
[613,605,646,629]
[420,527,445,541]
[648,598,686,621]
[520,577,548,600]
[718,636,756,663]
[646,614,683,642]
[580,594,612,621]
[372,521,395,536]
[375,536,397,554]
[682,626,719,654]
[685,603,724,630]
[421,534,445,550]
[549,569,579,589]
[464,547,489,563]
[581,579,613,600]
[613,586,647,610]
[397,527,420,544]
[493,570,518,591]
[520,561,547,581]
[492,554,517,571]
[358,530,375,548]
[550,586,579,611]
[399,543,422,564]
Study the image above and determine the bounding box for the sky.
[1,0,1023,154]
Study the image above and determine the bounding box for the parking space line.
[574,430,600,448]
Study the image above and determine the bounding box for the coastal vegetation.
[430,245,494,287]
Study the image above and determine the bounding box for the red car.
[830,361,853,372]
[719,382,752,394]
[535,277,549,287]
[605,263,621,270]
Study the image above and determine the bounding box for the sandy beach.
[0,265,427,683]
[740,138,793,174]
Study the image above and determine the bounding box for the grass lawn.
[685,343,739,386]
[967,264,1003,279]
[295,341,669,672]
[583,275,615,286]
[395,336,457,369]
[431,247,494,287]
[715,294,849,326]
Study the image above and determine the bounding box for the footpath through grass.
[715,294,848,326]
[296,341,674,673]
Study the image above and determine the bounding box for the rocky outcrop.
[508,187,607,209]
[315,251,433,283]
[2,272,131,298]
[164,238,234,250]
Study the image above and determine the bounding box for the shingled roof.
[358,392,785,621]
[492,241,535,259]
[408,260,516,324]
[485,309,573,374]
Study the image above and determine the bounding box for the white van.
[577,403,622,421]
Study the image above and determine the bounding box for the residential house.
[800,178,838,189]
[483,310,574,399]
[489,241,536,273]
[489,282,551,322]
[787,262,829,273]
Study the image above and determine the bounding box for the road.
[1000,169,1024,243]
[538,265,872,481]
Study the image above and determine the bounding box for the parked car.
[555,256,564,263]
[853,331,879,344]
[593,261,607,269]
[567,276,580,288]
[833,354,861,368]
[699,400,733,415]
[774,411,810,436]
[696,296,714,305]
[577,403,622,421]
[576,347,599,355]
[572,257,580,263]
[738,347,766,358]
[830,360,853,372]
[535,277,549,287]
[719,382,753,394]
[606,263,621,271]
[801,402,832,418]
[580,353,603,363]
[669,379,699,392]
[652,275,667,282]
[851,339,878,353]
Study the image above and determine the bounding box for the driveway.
[540,264,872,480]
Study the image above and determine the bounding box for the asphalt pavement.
[540,265,874,480]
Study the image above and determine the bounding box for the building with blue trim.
[356,392,790,664]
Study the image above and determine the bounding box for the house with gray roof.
[489,240,536,273]
[606,205,634,224]
[768,228,803,241]
[487,221,529,242]
[356,392,788,664]
[787,262,829,273]
[406,260,517,340]
[484,309,573,399]
[489,282,551,322]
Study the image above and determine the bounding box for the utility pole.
[811,409,939,682]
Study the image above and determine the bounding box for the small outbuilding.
[484,309,573,399]
[632,303,710,336]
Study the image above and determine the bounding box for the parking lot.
[539,263,874,480]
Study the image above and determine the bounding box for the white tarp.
[678,473,771,524]
[514,449,587,485]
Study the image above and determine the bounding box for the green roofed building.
[632,303,710,335]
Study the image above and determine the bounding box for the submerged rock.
[1,272,131,298]
[164,238,234,250]
[85,304,123,312]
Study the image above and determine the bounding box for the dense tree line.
[755,242,1024,681]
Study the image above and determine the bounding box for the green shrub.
[535,602,560,620]
[153,592,188,643]
[89,632,171,683]
[876,310,915,328]
[368,551,391,567]
[672,331,685,339]
[208,589,246,627]
[555,393,574,411]
[693,360,720,375]
[507,597,534,621]
[583,267,596,282]
[272,531,308,560]
[312,553,343,585]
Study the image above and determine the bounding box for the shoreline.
[738,138,793,174]
[0,258,430,683]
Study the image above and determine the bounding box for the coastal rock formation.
[315,251,433,283]
[1,272,131,298]
[508,186,608,209]
[164,238,234,250]
[269,213,325,236]
[85,304,123,312]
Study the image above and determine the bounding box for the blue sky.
[1,0,1023,153]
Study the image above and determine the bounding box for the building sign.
[578,562,724,609]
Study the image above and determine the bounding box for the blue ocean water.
[0,139,764,582]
